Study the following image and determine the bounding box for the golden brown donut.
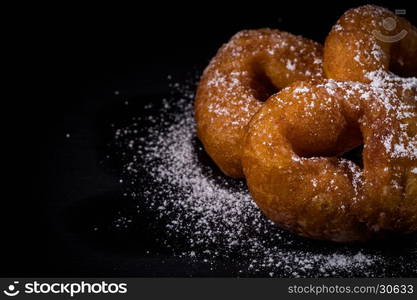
[324,5,417,82]
[242,76,417,242]
[195,29,324,178]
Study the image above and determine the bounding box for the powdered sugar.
[200,29,324,129]
[365,71,417,159]
[286,59,296,71]
[108,76,417,277]
[308,71,417,160]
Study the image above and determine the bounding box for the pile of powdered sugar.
[110,76,416,277]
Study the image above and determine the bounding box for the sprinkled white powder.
[108,76,417,277]
[286,60,296,71]
[293,87,310,94]
[365,70,417,159]
[314,58,322,65]
[333,24,343,32]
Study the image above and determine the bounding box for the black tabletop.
[3,0,417,277]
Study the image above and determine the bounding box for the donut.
[195,29,324,178]
[324,5,417,82]
[242,77,417,242]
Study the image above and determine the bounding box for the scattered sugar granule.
[286,60,296,71]
[108,74,416,277]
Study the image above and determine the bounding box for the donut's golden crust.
[324,5,417,82]
[194,6,417,242]
[242,77,417,242]
[195,29,324,177]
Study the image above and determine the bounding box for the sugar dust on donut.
[195,29,324,178]
[242,78,417,242]
[324,5,417,82]
[194,5,417,242]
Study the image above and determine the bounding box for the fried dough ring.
[195,29,324,178]
[324,5,417,82]
[242,77,417,242]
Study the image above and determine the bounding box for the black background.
[3,0,417,277]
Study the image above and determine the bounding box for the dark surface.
[3,1,417,276]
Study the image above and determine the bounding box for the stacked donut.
[195,5,417,242]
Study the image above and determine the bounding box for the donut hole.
[341,145,364,169]
[283,102,363,158]
[389,56,417,78]
[388,42,417,77]
[291,143,364,169]
[250,67,279,102]
[289,120,364,169]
